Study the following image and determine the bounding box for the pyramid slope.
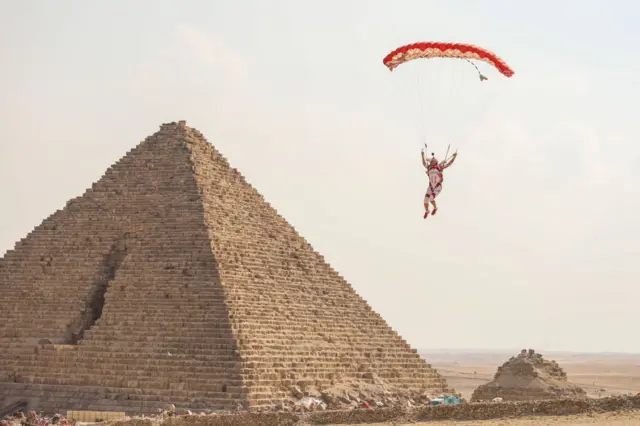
[0,121,451,414]
[471,349,586,402]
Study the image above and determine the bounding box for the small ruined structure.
[0,121,453,415]
[471,349,586,401]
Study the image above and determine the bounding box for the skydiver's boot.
[431,201,438,216]
[424,210,429,219]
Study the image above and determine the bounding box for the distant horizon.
[418,348,640,356]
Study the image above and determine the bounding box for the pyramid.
[471,349,586,402]
[0,121,452,414]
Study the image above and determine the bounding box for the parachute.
[382,42,514,80]
[382,42,513,219]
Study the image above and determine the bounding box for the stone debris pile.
[274,376,461,412]
[471,348,587,402]
[140,377,462,416]
[1,411,75,426]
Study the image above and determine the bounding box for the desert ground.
[423,349,640,400]
[345,350,640,425]
[336,411,640,425]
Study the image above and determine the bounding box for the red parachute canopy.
[383,42,514,78]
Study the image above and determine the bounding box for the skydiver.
[421,149,457,219]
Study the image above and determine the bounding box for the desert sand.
[329,350,640,425]
[352,350,640,426]
[336,411,640,425]
[424,350,640,400]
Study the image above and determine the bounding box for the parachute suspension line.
[382,41,515,161]
[464,59,488,81]
[415,69,427,147]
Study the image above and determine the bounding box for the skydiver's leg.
[431,184,441,215]
[423,192,430,219]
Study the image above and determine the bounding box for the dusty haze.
[1,0,639,352]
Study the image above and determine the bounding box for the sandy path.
[332,411,640,425]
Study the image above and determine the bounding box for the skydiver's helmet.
[429,157,438,166]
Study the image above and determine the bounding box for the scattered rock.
[290,385,304,399]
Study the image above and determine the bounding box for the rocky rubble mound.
[1,411,75,426]
[276,374,458,412]
[471,348,587,402]
[148,376,458,415]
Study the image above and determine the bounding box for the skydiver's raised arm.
[421,150,427,168]
[442,152,458,169]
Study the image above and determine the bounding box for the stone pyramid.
[471,349,586,402]
[0,121,452,415]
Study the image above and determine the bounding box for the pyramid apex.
[154,120,203,143]
[159,120,188,130]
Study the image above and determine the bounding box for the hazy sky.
[2,0,639,353]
